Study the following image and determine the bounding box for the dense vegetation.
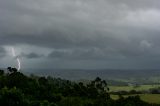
[0,68,159,106]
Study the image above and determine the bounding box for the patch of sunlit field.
[140,94,160,104]
[111,94,160,104]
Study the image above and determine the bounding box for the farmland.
[109,85,160,92]
[110,85,160,104]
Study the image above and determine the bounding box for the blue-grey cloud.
[20,52,44,59]
[0,47,6,58]
[0,0,160,69]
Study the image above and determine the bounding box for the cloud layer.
[0,47,6,58]
[0,0,160,69]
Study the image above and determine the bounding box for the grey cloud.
[48,48,109,60]
[109,0,160,10]
[0,0,160,69]
[48,43,158,60]
[0,0,160,48]
[48,49,71,58]
[21,52,44,59]
[0,47,6,58]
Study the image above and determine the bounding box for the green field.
[109,85,160,92]
[111,94,160,104]
[110,85,160,104]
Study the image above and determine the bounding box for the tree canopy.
[0,67,158,106]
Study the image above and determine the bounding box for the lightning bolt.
[11,47,21,71]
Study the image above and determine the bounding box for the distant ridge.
[22,68,160,80]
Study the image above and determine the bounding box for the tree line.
[0,67,159,106]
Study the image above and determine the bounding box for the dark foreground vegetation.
[0,67,159,106]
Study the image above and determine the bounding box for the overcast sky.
[0,0,160,70]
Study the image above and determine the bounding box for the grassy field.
[109,85,160,92]
[109,85,160,104]
[111,94,160,104]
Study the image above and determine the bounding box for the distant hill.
[23,69,160,84]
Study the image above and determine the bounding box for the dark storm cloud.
[0,0,159,47]
[48,42,159,60]
[0,0,160,69]
[21,52,44,59]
